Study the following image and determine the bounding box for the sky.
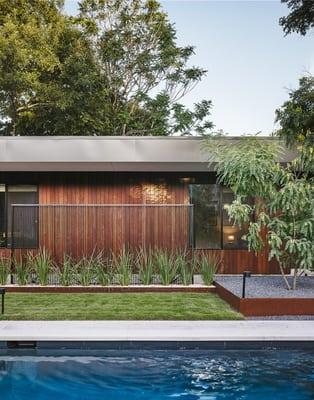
[63,0,314,136]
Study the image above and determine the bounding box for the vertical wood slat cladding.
[0,172,279,274]
[36,205,190,262]
[36,173,190,262]
[194,249,279,275]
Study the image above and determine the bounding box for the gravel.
[215,275,314,298]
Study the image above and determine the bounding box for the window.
[190,184,250,249]
[190,184,221,249]
[0,185,38,248]
[222,188,250,249]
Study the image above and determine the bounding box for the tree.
[202,135,314,289]
[0,0,113,136]
[0,0,213,136]
[279,0,314,35]
[275,76,314,148]
[76,0,212,136]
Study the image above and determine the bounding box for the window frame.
[189,184,251,250]
[0,184,38,249]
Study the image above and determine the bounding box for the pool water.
[0,350,313,399]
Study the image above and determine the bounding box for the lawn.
[0,292,243,320]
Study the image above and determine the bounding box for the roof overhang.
[0,136,296,172]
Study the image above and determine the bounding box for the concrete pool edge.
[0,321,313,349]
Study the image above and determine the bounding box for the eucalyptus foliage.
[202,135,314,289]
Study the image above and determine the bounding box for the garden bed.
[215,276,314,316]
[2,284,215,293]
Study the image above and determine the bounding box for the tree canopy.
[275,76,314,148]
[0,0,213,136]
[280,0,314,35]
[203,135,314,289]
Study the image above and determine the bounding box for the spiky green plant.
[155,249,177,285]
[15,259,30,286]
[113,247,133,286]
[95,255,113,286]
[136,247,154,285]
[29,248,53,286]
[176,251,194,285]
[199,253,221,286]
[58,255,75,286]
[0,257,10,285]
[76,251,103,286]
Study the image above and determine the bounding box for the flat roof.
[0,136,295,172]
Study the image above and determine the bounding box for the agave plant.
[29,248,53,286]
[176,251,194,285]
[199,252,221,286]
[15,258,30,286]
[0,257,10,285]
[155,249,177,285]
[113,247,133,286]
[136,247,154,285]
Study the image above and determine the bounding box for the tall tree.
[202,135,314,289]
[0,0,213,136]
[77,0,213,136]
[275,76,314,148]
[280,0,314,35]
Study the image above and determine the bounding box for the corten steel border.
[3,285,216,294]
[215,282,314,316]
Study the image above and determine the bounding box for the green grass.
[0,293,243,320]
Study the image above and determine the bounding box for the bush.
[0,257,10,285]
[113,247,132,286]
[136,247,154,285]
[198,252,221,285]
[29,248,53,286]
[155,249,177,285]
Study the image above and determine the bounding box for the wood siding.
[1,172,279,274]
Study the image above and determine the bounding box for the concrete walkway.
[0,321,313,342]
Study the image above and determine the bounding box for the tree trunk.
[293,267,298,290]
[279,262,291,290]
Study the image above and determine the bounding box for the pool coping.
[0,321,313,341]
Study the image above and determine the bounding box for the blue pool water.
[0,350,313,399]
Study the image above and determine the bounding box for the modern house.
[0,136,295,274]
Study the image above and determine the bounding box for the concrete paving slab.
[0,321,313,342]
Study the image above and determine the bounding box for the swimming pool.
[0,350,313,399]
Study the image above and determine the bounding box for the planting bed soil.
[215,275,314,298]
[214,276,314,317]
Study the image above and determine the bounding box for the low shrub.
[136,247,154,285]
[198,252,221,285]
[0,257,10,285]
[113,247,133,286]
[155,249,177,285]
[29,248,54,286]
[177,251,194,285]
[15,259,30,286]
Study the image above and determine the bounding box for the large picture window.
[190,184,250,249]
[0,185,38,248]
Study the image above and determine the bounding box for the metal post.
[242,271,251,298]
[0,288,5,314]
[10,205,15,284]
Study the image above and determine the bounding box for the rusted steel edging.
[214,281,314,316]
[3,285,216,294]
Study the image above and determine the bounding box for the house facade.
[0,136,295,274]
